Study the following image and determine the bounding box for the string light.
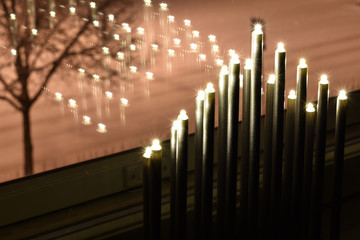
[108,14,114,22]
[208,34,216,43]
[168,15,175,23]
[145,72,154,80]
[199,54,206,61]
[55,92,63,101]
[68,99,77,108]
[114,34,120,40]
[121,98,129,106]
[97,123,107,133]
[184,19,191,27]
[288,90,296,99]
[82,115,92,125]
[130,66,137,73]
[105,91,113,100]
[168,49,175,57]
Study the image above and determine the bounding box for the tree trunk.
[23,108,33,175]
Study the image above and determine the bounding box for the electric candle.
[97,123,107,133]
[82,115,91,125]
[143,147,151,240]
[208,34,216,43]
[55,92,63,101]
[68,99,77,109]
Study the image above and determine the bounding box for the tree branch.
[0,95,21,111]
[0,73,19,100]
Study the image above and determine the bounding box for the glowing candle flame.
[11,49,17,56]
[50,11,56,17]
[122,22,129,28]
[338,90,347,100]
[208,34,216,43]
[212,44,219,53]
[179,110,188,120]
[97,123,107,133]
[151,139,162,151]
[90,2,96,9]
[145,72,153,80]
[277,42,285,52]
[197,90,205,101]
[205,82,215,93]
[159,3,168,10]
[124,26,131,33]
[244,58,252,69]
[254,24,262,33]
[144,147,152,158]
[117,52,125,60]
[190,43,198,52]
[306,103,315,112]
[192,30,199,38]
[288,90,296,99]
[31,29,38,36]
[168,49,175,57]
[93,20,99,27]
[144,0,152,7]
[93,74,100,82]
[105,91,113,100]
[70,7,76,14]
[108,14,114,22]
[130,66,137,73]
[230,54,240,64]
[68,99,77,108]
[10,13,16,20]
[228,49,236,58]
[199,54,206,61]
[215,58,223,66]
[82,115,92,125]
[78,68,85,74]
[137,27,144,35]
[130,44,136,51]
[320,74,329,84]
[102,46,110,55]
[151,44,159,51]
[220,65,229,75]
[299,58,307,68]
[121,98,129,106]
[168,15,175,22]
[173,38,181,47]
[114,34,120,40]
[55,92,63,101]
[268,74,276,84]
[184,19,191,26]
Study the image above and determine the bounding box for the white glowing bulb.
[190,43,198,52]
[151,139,162,151]
[173,38,181,47]
[168,49,175,57]
[172,120,179,130]
[82,115,92,125]
[268,74,276,84]
[205,82,215,93]
[55,92,63,101]
[10,13,16,20]
[244,58,252,70]
[90,2,96,9]
[114,34,120,40]
[338,90,347,100]
[230,54,240,64]
[159,3,168,10]
[144,0,152,7]
[168,15,175,22]
[130,44,136,51]
[97,123,107,133]
[151,44,159,51]
[184,19,191,26]
[212,44,219,52]
[102,46,110,55]
[78,68,85,74]
[122,22,129,28]
[124,26,131,33]
[306,103,316,112]
[220,65,229,75]
[93,74,100,81]
[50,11,56,17]
[208,34,216,43]
[70,7,76,14]
[105,91,113,100]
[68,99,77,108]
[145,72,153,80]
[254,24,262,33]
[137,27,144,35]
[108,14,114,22]
[228,49,236,57]
[130,66,137,73]
[199,54,206,61]
[288,90,296,99]
[31,28,38,36]
[320,75,329,84]
[192,30,199,38]
[299,58,307,68]
[197,90,205,101]
[277,42,285,52]
[143,147,152,158]
[178,110,188,120]
[215,58,223,66]
[121,98,129,106]
[117,52,125,60]
[11,49,17,56]
[93,20,99,27]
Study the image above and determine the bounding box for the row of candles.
[142,24,348,240]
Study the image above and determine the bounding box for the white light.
[268,74,275,84]
[102,46,110,55]
[93,20,99,27]
[212,44,219,53]
[31,28,38,36]
[208,34,216,43]
[197,90,205,101]
[254,24,263,33]
[122,22,129,28]
[220,65,229,75]
[105,91,113,100]
[78,68,85,74]
[11,49,17,56]
[50,11,56,17]
[338,90,347,100]
[130,66,137,73]
[244,58,252,70]
[82,115,92,125]
[299,58,307,68]
[130,44,136,51]
[173,38,181,47]
[55,92,63,101]
[124,26,131,33]
[10,13,16,20]
[70,7,76,14]
[320,74,329,84]
[90,2,96,9]
[205,82,215,93]
[190,43,198,52]
[277,42,285,52]
[184,19,191,26]
[114,34,120,40]
[108,14,114,22]
[97,123,107,133]
[215,58,223,66]
[145,72,153,80]
[228,49,236,57]
[168,49,175,57]
[288,90,296,99]
[93,74,100,82]
[306,103,316,112]
[151,139,162,151]
[117,52,125,60]
[159,3,168,10]
[143,147,152,158]
[137,27,144,35]
[168,15,175,23]
[68,99,77,108]
[178,110,188,120]
[171,120,179,130]
[230,54,240,64]
[151,44,158,51]
[120,97,129,106]
[144,0,152,7]
[192,30,199,38]
[199,54,206,61]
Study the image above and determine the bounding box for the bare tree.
[0,0,136,175]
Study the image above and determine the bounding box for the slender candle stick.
[330,91,348,240]
[175,110,189,240]
[170,121,178,240]
[281,90,296,238]
[143,147,152,240]
[261,74,275,236]
[270,42,286,237]
[311,75,329,240]
[225,54,240,239]
[201,83,215,239]
[149,139,162,240]
[217,66,229,236]
[194,91,204,240]
[240,59,251,238]
[302,103,316,239]
[249,25,263,239]
[292,58,308,239]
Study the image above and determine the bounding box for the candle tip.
[205,82,215,93]
[179,110,188,120]
[338,90,347,100]
[197,90,205,101]
[244,58,252,69]
[159,2,168,10]
[288,90,296,99]
[220,65,229,75]
[97,123,107,133]
[306,103,316,112]
[208,34,216,42]
[320,74,329,84]
[143,147,152,158]
[172,120,179,130]
[267,74,275,84]
[184,19,191,26]
[254,24,262,33]
[230,54,240,64]
[299,58,307,68]
[277,42,285,52]
[151,139,162,151]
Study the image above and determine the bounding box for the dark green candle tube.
[143,147,152,240]
[170,122,177,240]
